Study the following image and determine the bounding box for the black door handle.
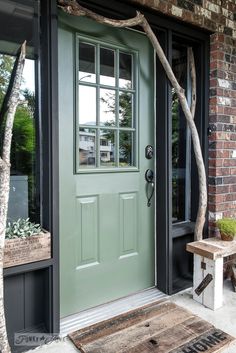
[145,169,155,207]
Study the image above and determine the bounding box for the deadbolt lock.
[145,145,154,159]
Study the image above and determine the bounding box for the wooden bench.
[187,237,236,310]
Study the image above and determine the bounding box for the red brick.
[208,185,230,194]
[208,159,223,167]
[224,107,236,115]
[230,168,236,175]
[224,141,236,148]
[223,176,236,184]
[223,159,236,167]
[225,193,236,202]
[211,51,225,61]
[230,133,236,141]
[209,167,230,176]
[209,150,230,158]
[230,185,236,192]
[210,61,218,70]
[208,194,225,203]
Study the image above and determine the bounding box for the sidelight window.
[172,45,192,223]
[0,0,40,223]
[76,37,137,172]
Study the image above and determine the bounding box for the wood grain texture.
[187,238,236,260]
[3,231,51,268]
[69,301,235,353]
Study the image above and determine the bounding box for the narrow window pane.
[79,85,96,125]
[119,131,134,167]
[100,88,115,126]
[0,0,40,222]
[119,92,133,128]
[100,47,115,86]
[79,128,96,168]
[79,42,96,83]
[172,45,191,223]
[100,130,116,167]
[119,52,132,89]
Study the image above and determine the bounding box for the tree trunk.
[58,0,207,240]
[0,42,26,353]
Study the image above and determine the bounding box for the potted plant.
[216,218,236,241]
[3,218,51,268]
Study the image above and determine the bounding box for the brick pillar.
[209,33,236,237]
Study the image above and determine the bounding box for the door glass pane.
[0,0,40,223]
[119,131,134,167]
[100,47,115,86]
[100,88,115,126]
[79,85,96,125]
[119,52,132,89]
[100,130,116,167]
[119,92,133,128]
[79,128,96,168]
[79,42,96,83]
[172,45,191,223]
[76,39,137,172]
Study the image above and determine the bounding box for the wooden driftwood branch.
[0,41,26,353]
[188,47,196,119]
[58,0,207,241]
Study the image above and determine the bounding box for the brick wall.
[208,32,236,235]
[131,0,236,236]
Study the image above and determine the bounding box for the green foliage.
[0,54,14,96]
[0,54,36,219]
[6,218,42,239]
[216,218,236,238]
[23,88,35,117]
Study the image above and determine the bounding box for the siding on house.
[131,0,236,236]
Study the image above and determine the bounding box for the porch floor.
[27,281,236,353]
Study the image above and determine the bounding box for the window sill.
[172,221,195,239]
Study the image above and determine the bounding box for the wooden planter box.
[3,231,51,268]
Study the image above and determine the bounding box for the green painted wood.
[59,14,155,317]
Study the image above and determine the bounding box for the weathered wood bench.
[187,237,236,310]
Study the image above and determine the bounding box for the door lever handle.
[145,169,154,183]
[145,169,155,207]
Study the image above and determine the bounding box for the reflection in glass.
[119,131,133,167]
[0,0,39,221]
[172,45,190,223]
[100,130,115,167]
[79,85,96,125]
[100,47,115,86]
[119,92,132,128]
[0,55,37,221]
[119,52,132,88]
[100,88,115,126]
[79,128,96,168]
[79,42,96,83]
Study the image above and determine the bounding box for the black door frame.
[42,0,209,330]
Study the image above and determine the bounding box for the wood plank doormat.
[68,301,235,353]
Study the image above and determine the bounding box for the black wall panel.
[4,269,50,353]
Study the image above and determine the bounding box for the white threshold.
[60,287,168,336]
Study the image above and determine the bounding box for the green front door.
[59,14,155,317]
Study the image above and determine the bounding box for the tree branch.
[0,46,22,130]
[0,42,26,353]
[58,0,145,27]
[2,41,26,164]
[57,0,207,240]
[188,47,196,119]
